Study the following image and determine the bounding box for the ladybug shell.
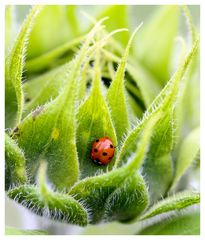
[91,137,115,165]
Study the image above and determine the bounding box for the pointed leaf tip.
[5,6,42,128]
[106,26,141,142]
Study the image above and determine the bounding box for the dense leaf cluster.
[5,6,200,234]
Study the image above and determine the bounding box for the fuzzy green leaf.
[103,49,161,107]
[70,158,148,225]
[5,227,48,235]
[5,6,42,128]
[76,52,117,178]
[7,185,85,227]
[172,127,200,189]
[7,161,88,226]
[5,134,27,190]
[117,38,199,202]
[12,77,79,190]
[140,191,200,220]
[135,6,180,85]
[106,27,139,142]
[11,19,108,190]
[138,209,200,235]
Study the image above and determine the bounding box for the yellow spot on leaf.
[52,128,60,140]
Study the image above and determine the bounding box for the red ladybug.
[91,137,115,165]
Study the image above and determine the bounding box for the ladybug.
[91,137,115,166]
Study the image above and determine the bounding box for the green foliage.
[70,169,148,224]
[8,161,88,226]
[11,70,79,190]
[5,5,200,234]
[138,209,200,235]
[116,38,199,202]
[5,134,27,190]
[103,49,161,108]
[5,6,42,128]
[106,27,139,143]
[140,191,200,220]
[76,50,117,178]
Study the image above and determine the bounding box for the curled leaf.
[138,208,200,235]
[140,191,200,220]
[70,166,148,224]
[7,161,88,226]
[5,134,27,190]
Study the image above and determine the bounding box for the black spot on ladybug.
[93,158,102,165]
[110,144,113,148]
[109,157,112,160]
[32,106,44,120]
[94,148,98,152]
[96,139,99,142]
[102,152,107,156]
